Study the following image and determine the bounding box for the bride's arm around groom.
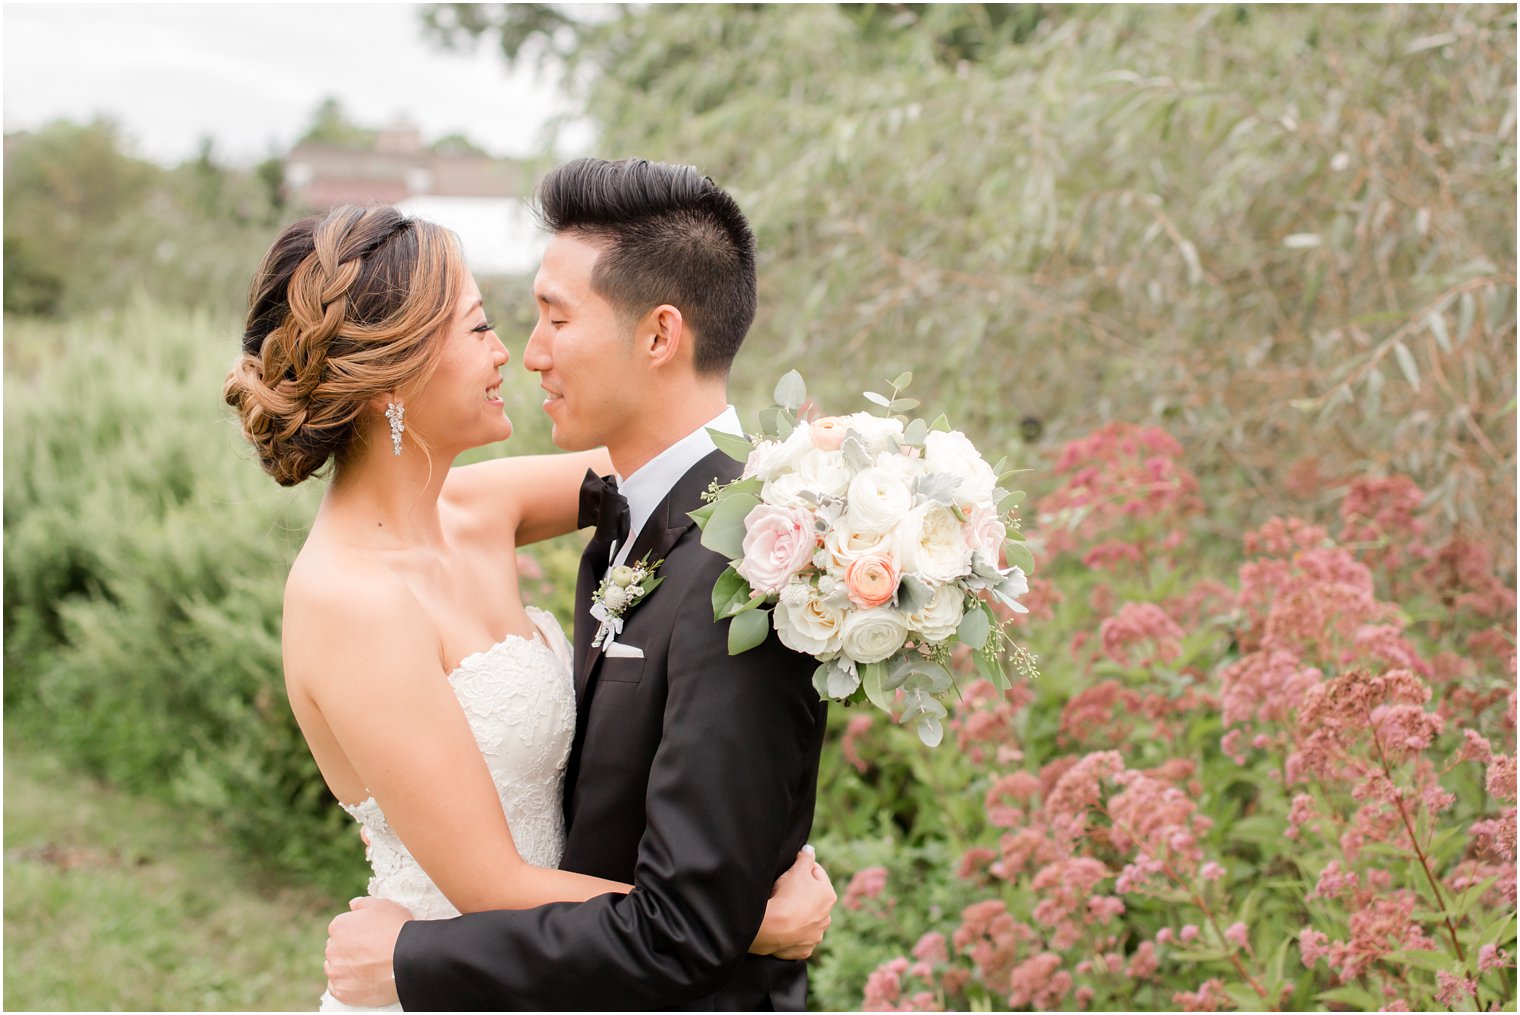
[328,157,831,1011]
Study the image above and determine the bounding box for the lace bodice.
[338,606,576,922]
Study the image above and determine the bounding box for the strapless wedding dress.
[319,606,576,1012]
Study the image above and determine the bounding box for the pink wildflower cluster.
[1099,602,1185,669]
[1418,536,1518,620]
[842,866,889,912]
[947,678,1032,766]
[840,446,1515,1013]
[861,955,943,1012]
[1337,475,1429,573]
[1036,423,1202,563]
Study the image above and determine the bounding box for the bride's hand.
[749,846,835,960]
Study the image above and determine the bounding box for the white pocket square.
[604,642,644,659]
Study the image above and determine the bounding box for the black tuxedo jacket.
[394,450,828,1011]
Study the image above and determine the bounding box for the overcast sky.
[2,3,589,165]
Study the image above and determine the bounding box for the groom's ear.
[639,304,687,371]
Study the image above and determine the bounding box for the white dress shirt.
[608,404,743,571]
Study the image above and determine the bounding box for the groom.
[326,158,830,1010]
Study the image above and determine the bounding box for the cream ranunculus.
[907,582,966,644]
[840,606,910,664]
[846,465,913,535]
[736,503,818,594]
[842,412,905,455]
[762,446,853,505]
[773,590,846,656]
[894,503,975,584]
[923,429,998,508]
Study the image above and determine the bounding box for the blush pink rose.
[736,504,817,594]
[965,504,1007,559]
[810,416,850,451]
[846,554,900,609]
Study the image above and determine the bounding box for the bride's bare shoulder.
[282,536,422,675]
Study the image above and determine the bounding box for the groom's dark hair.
[533,158,757,376]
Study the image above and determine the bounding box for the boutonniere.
[590,553,666,648]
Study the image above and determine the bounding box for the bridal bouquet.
[692,371,1037,747]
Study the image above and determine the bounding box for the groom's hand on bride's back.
[749,846,837,961]
[326,896,413,1007]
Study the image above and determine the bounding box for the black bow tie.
[579,469,630,550]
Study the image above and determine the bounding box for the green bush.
[2,297,578,896]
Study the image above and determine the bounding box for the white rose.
[840,607,909,664]
[895,503,974,584]
[846,465,913,534]
[774,592,846,656]
[822,514,896,570]
[923,430,998,508]
[907,583,965,644]
[842,412,905,455]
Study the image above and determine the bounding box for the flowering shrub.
[812,425,1516,1012]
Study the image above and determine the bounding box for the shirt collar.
[616,405,742,542]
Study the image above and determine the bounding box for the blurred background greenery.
[4,3,1514,1010]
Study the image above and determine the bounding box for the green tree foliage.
[295,96,379,150]
[429,2,1517,554]
[3,120,286,318]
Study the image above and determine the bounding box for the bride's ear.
[367,391,399,417]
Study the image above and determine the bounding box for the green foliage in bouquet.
[692,371,1038,747]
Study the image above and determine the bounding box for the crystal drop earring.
[385,402,405,456]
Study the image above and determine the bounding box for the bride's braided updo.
[224,205,463,485]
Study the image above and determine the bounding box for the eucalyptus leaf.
[888,397,920,412]
[811,662,833,700]
[726,607,770,655]
[757,405,783,438]
[957,605,991,648]
[1005,540,1036,573]
[903,417,928,447]
[860,661,893,711]
[863,390,890,407]
[706,427,755,464]
[916,716,944,747]
[773,370,806,411]
[928,413,951,433]
[882,657,912,691]
[974,648,1009,691]
[699,492,760,560]
[890,371,912,389]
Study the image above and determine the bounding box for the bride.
[223,205,833,1010]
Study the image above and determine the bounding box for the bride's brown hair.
[224,205,463,486]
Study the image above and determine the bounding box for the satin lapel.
[573,449,740,693]
[571,544,599,706]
